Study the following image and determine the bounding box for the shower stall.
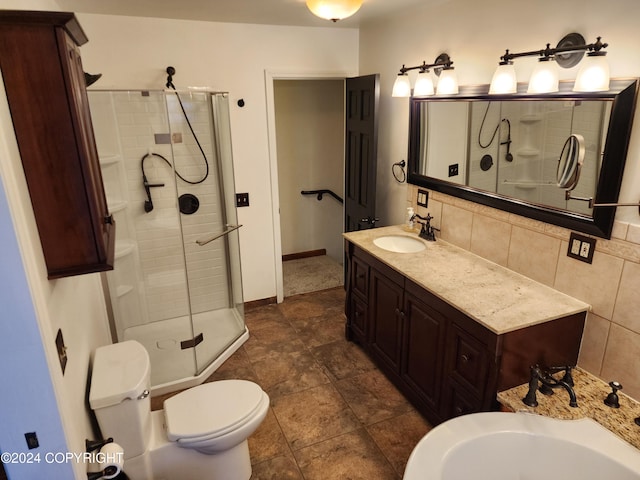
[88,89,247,395]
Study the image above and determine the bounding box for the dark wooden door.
[345,74,379,232]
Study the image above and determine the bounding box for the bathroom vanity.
[344,226,590,426]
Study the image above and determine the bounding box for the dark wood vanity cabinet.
[0,11,114,279]
[345,241,585,426]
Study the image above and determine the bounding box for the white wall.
[360,0,640,227]
[76,14,359,302]
[275,79,344,263]
[0,3,113,478]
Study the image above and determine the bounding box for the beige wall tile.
[507,226,560,286]
[627,224,640,245]
[554,243,623,319]
[440,203,472,250]
[612,261,640,335]
[470,214,511,266]
[612,220,629,241]
[600,324,640,400]
[577,313,611,375]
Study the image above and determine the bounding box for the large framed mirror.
[407,79,638,238]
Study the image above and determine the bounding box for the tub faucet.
[522,365,578,408]
[411,213,439,241]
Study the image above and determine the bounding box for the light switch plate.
[567,232,595,264]
[417,189,429,208]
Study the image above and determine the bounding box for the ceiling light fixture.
[392,54,457,98]
[489,33,610,94]
[306,0,363,22]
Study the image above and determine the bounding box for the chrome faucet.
[411,213,439,241]
[522,365,578,408]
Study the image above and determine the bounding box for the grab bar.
[196,224,243,246]
[301,189,344,204]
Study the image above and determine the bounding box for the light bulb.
[573,53,610,92]
[392,74,411,98]
[413,71,435,96]
[489,62,517,94]
[527,58,559,94]
[436,68,458,95]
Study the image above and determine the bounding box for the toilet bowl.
[89,340,269,480]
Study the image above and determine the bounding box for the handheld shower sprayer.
[141,152,166,213]
[166,66,176,89]
[500,118,513,162]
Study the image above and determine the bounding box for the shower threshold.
[123,307,248,396]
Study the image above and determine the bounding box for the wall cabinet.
[345,241,585,425]
[0,11,114,279]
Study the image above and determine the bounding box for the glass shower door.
[166,91,246,376]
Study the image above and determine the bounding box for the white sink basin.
[403,412,640,480]
[373,235,425,253]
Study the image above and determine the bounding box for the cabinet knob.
[104,214,114,225]
[461,354,470,364]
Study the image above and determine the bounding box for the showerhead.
[166,66,176,89]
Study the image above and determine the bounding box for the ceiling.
[56,0,443,28]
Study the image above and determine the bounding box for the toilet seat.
[164,380,267,444]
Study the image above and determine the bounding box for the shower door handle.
[195,224,243,246]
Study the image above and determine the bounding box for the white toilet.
[89,340,269,480]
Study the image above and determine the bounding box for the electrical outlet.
[567,232,595,264]
[236,192,250,207]
[570,239,581,255]
[448,164,459,177]
[417,189,429,207]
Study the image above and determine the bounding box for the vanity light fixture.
[392,53,457,97]
[305,0,362,22]
[489,33,610,94]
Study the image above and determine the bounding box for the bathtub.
[403,412,640,480]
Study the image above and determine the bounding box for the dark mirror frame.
[407,79,639,239]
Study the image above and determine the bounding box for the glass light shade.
[489,63,517,94]
[573,54,610,92]
[436,68,459,95]
[413,71,435,96]
[392,74,412,98]
[527,58,559,93]
[306,0,363,21]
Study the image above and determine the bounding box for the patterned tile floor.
[152,287,433,479]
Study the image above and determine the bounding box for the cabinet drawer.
[442,380,483,418]
[351,254,369,300]
[446,323,491,399]
[348,294,368,344]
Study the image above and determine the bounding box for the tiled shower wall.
[97,91,229,326]
[408,185,640,400]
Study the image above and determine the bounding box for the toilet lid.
[164,380,266,442]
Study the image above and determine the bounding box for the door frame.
[265,69,356,303]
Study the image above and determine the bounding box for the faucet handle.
[604,381,622,408]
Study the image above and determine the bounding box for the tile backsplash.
[408,185,640,400]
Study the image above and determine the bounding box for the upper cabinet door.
[0,11,115,278]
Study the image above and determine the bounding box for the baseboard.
[244,296,277,310]
[282,249,326,262]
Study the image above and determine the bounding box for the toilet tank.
[89,341,152,459]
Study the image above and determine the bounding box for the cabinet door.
[58,30,113,260]
[401,292,446,413]
[369,267,404,374]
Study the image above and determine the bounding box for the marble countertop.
[344,225,590,335]
[498,367,640,450]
